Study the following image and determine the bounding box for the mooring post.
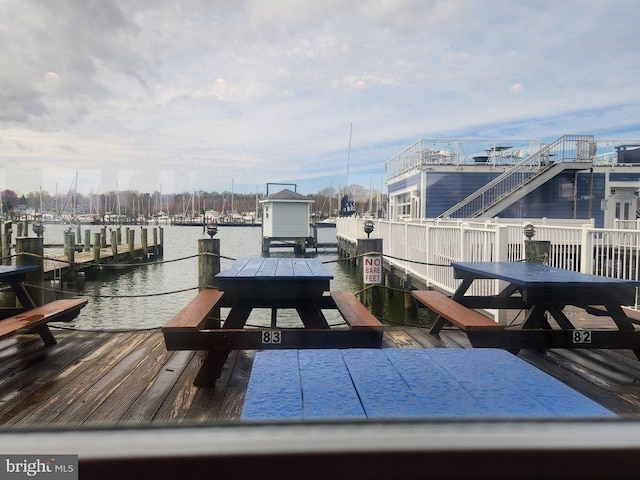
[64,230,75,264]
[357,238,384,318]
[110,230,118,261]
[141,228,148,261]
[93,232,101,264]
[16,223,23,238]
[158,227,164,257]
[198,238,221,328]
[16,237,44,306]
[84,229,91,252]
[2,221,12,265]
[128,229,135,262]
[152,228,158,257]
[101,227,107,248]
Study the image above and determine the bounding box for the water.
[16,223,433,330]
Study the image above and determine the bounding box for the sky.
[1,0,639,197]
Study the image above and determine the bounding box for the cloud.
[0,0,639,195]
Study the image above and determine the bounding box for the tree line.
[0,185,387,220]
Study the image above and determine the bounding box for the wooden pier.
[1,314,640,429]
[5,226,164,280]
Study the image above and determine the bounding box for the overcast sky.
[1,0,639,196]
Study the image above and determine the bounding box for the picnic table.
[241,348,613,421]
[0,265,87,345]
[163,257,383,386]
[420,261,640,358]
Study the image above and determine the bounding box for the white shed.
[260,189,314,252]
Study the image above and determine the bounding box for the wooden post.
[141,228,148,261]
[111,230,118,261]
[152,228,158,257]
[64,231,76,264]
[357,238,384,318]
[525,240,551,265]
[128,229,135,262]
[16,223,23,238]
[199,238,221,328]
[158,227,164,257]
[101,227,107,248]
[116,227,122,245]
[1,221,11,265]
[16,237,44,306]
[93,232,101,264]
[76,224,82,244]
[84,229,91,252]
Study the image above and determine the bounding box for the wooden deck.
[2,319,640,429]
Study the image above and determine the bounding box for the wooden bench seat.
[411,290,503,335]
[330,291,384,331]
[0,298,88,345]
[162,288,225,334]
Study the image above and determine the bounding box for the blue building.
[385,135,640,228]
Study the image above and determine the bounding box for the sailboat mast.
[345,122,353,191]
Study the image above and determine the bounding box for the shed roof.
[261,189,314,203]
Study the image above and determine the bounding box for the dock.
[1,318,640,429]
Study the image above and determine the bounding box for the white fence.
[337,217,640,306]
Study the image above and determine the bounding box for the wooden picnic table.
[163,257,383,386]
[241,348,614,421]
[440,261,640,357]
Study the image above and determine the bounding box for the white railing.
[337,217,640,306]
[438,135,597,219]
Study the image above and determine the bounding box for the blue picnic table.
[436,261,640,358]
[164,257,383,386]
[241,348,613,421]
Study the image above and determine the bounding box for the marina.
[3,196,640,477]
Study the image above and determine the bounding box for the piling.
[2,221,12,265]
[198,238,221,328]
[525,240,551,264]
[84,230,91,252]
[141,228,148,261]
[93,232,101,264]
[16,237,44,306]
[64,231,75,264]
[110,230,118,261]
[356,238,384,318]
[152,228,158,257]
[128,229,135,262]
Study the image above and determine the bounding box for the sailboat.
[339,123,356,217]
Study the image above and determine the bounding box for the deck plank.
[0,324,638,427]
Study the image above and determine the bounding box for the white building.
[260,189,314,253]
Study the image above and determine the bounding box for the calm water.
[21,223,431,330]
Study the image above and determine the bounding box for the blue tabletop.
[216,257,333,281]
[452,262,640,288]
[0,265,39,280]
[242,348,614,421]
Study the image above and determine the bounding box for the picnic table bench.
[411,289,503,335]
[0,265,87,345]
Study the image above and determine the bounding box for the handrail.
[438,135,597,219]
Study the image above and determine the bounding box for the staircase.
[438,135,597,219]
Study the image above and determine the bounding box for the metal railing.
[438,135,597,219]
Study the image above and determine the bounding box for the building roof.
[262,189,314,203]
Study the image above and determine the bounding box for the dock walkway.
[41,242,161,279]
[1,322,640,429]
